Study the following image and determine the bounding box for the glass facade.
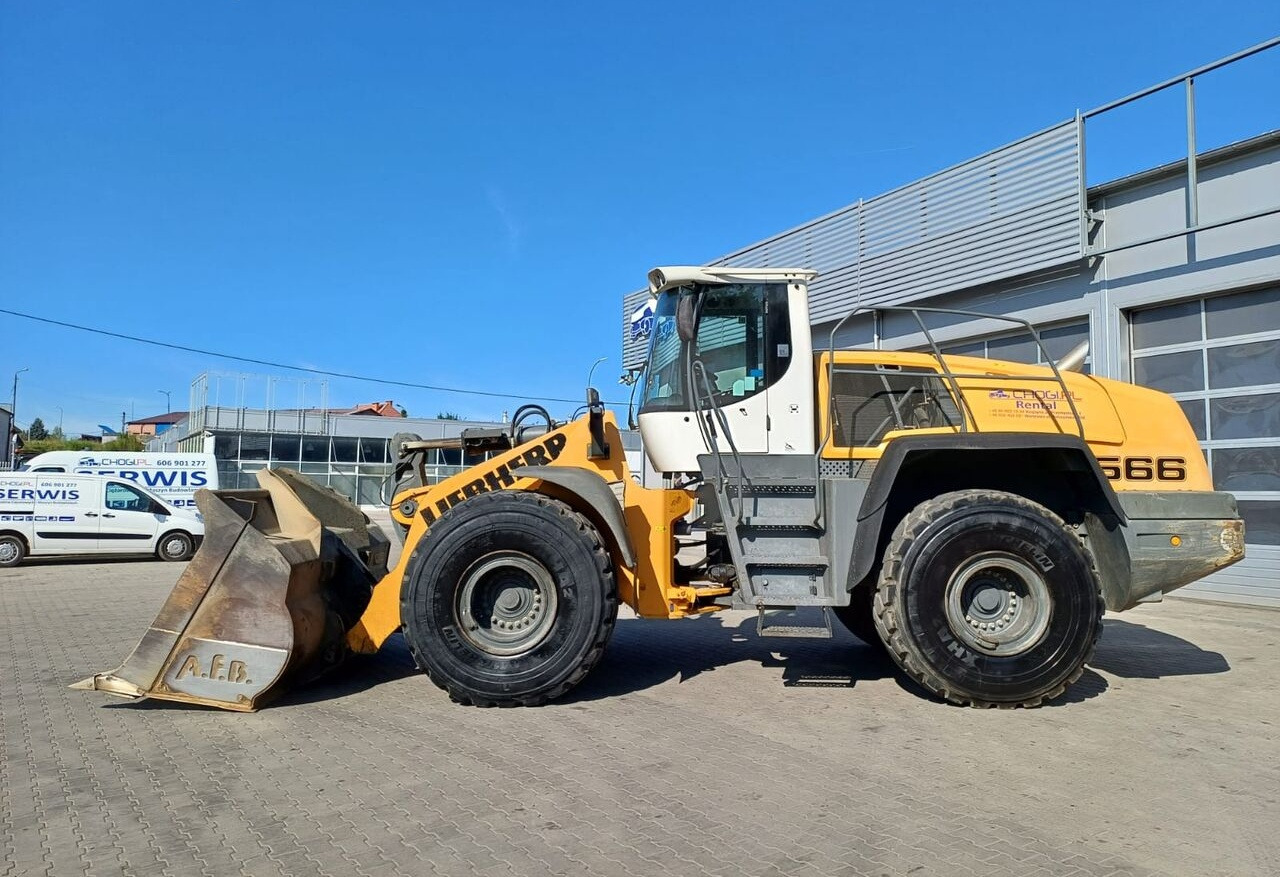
[939,321,1091,371]
[1130,286,1280,545]
[211,432,471,505]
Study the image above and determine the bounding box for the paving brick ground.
[2,555,1278,876]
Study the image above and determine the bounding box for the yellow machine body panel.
[816,350,1211,491]
[349,414,704,653]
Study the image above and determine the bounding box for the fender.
[513,466,637,570]
[846,433,1125,590]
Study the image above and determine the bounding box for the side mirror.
[676,292,699,343]
[149,501,168,516]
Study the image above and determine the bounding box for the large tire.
[0,534,26,568]
[873,490,1103,708]
[401,491,618,706]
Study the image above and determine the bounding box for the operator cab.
[637,266,817,473]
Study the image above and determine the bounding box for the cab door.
[687,286,771,455]
[97,481,162,553]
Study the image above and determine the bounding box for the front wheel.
[873,490,1103,708]
[401,491,618,706]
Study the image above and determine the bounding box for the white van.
[0,473,204,567]
[22,452,217,511]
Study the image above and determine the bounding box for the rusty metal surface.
[73,469,381,711]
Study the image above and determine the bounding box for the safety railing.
[813,304,1087,527]
[690,360,748,524]
[1080,36,1280,256]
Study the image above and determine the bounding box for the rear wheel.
[156,531,194,562]
[873,490,1103,707]
[401,491,618,706]
[0,534,26,568]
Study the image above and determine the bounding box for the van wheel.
[0,534,26,568]
[157,531,195,562]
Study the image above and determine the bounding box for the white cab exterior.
[637,267,817,474]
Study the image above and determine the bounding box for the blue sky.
[2,2,1278,434]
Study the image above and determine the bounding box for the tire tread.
[872,489,1104,708]
[402,491,618,707]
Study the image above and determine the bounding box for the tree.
[398,407,408,417]
[27,418,48,440]
[101,434,145,451]
[436,411,462,420]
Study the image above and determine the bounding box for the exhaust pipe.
[1057,340,1089,373]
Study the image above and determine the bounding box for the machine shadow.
[564,613,900,704]
[121,614,1220,712]
[1090,618,1230,679]
[273,634,422,708]
[568,613,1114,709]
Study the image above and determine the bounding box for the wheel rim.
[944,551,1052,657]
[0,541,17,563]
[455,550,559,657]
[162,536,188,559]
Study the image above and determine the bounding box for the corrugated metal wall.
[622,120,1084,367]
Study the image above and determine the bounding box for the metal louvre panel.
[806,212,1083,322]
[622,121,1085,354]
[849,199,1082,308]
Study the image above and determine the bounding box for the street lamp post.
[158,389,171,413]
[9,368,28,463]
[56,406,64,435]
[11,367,28,429]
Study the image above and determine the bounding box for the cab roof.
[647,266,819,295]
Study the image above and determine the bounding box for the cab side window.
[106,482,151,513]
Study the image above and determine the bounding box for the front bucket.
[73,468,390,711]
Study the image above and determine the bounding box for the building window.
[1130,286,1280,545]
[938,320,1091,371]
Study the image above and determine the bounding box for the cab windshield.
[640,282,790,413]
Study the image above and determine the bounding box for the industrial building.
[149,374,647,505]
[620,42,1279,606]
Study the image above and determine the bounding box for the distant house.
[126,411,188,437]
[339,401,405,418]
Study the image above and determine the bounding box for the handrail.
[691,360,747,524]
[1082,36,1280,118]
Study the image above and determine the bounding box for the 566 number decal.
[1097,456,1186,481]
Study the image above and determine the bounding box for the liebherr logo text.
[420,433,567,524]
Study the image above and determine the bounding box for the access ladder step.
[744,555,829,568]
[756,607,833,639]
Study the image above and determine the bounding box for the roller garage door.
[1130,286,1280,607]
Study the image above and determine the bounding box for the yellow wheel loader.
[76,267,1245,710]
